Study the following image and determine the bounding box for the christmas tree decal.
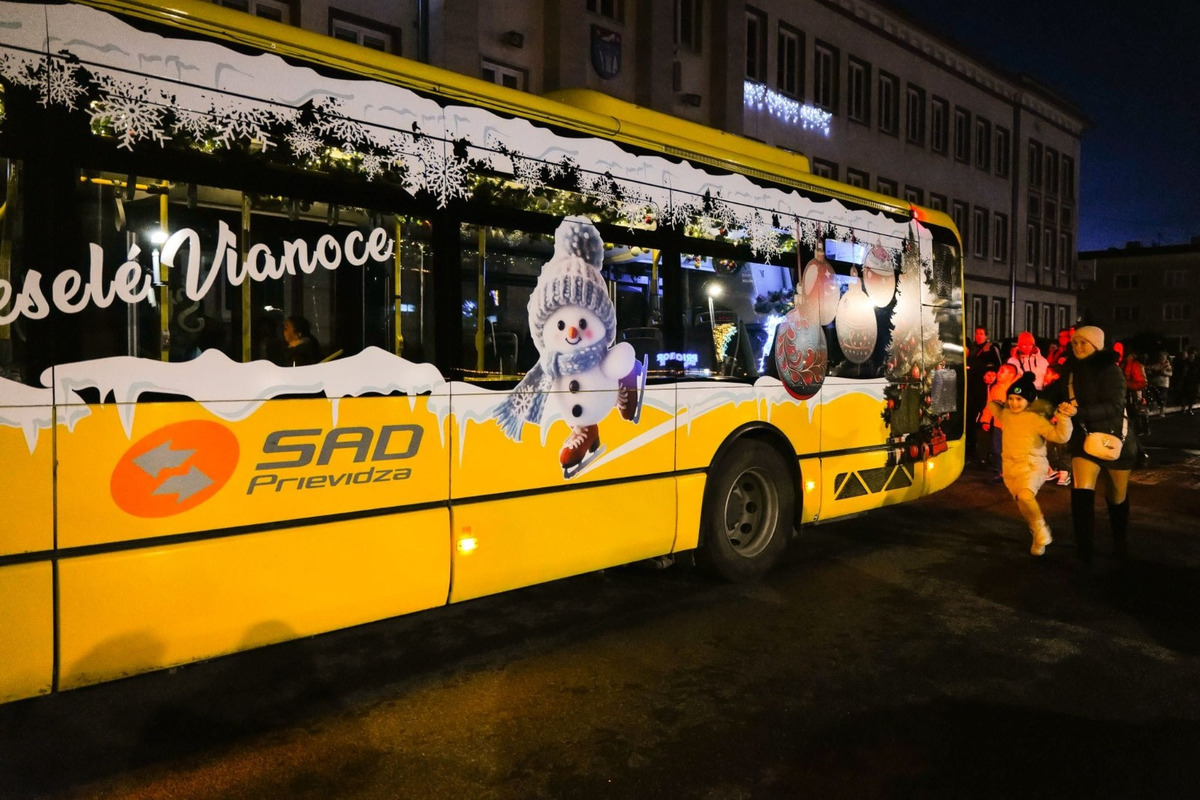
[882,224,951,464]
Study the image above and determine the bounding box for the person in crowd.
[1120,347,1150,436]
[1182,348,1200,415]
[1040,360,1073,486]
[1043,325,1140,566]
[283,315,322,366]
[1007,331,1050,389]
[980,362,1019,483]
[987,371,1075,556]
[966,326,1003,466]
[1046,327,1074,370]
[1145,351,1173,416]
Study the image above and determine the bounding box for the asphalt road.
[3,412,1200,799]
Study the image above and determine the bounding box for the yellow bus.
[0,0,965,703]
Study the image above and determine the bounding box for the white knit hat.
[528,217,616,351]
[1074,325,1105,351]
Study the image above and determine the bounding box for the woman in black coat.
[1046,325,1137,565]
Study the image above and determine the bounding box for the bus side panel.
[0,562,53,703]
[0,413,54,556]
[57,509,450,691]
[450,384,677,499]
[56,395,449,548]
[672,473,707,553]
[674,383,818,471]
[819,452,925,520]
[449,478,676,603]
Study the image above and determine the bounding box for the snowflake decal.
[41,57,87,111]
[314,98,368,148]
[412,136,471,208]
[745,212,781,263]
[511,155,547,194]
[360,152,386,180]
[89,76,169,150]
[173,105,217,142]
[213,102,277,149]
[286,123,323,159]
[0,52,42,90]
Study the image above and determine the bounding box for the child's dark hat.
[1007,371,1038,402]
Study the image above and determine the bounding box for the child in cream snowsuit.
[987,371,1076,555]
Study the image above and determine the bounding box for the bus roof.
[78,0,955,235]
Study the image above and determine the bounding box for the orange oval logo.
[111,421,239,518]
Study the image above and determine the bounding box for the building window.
[1164,303,1191,321]
[878,71,899,136]
[1059,233,1071,274]
[588,0,625,21]
[330,11,397,52]
[1165,270,1187,289]
[1114,273,1139,290]
[992,297,1007,338]
[676,0,703,52]
[846,168,869,189]
[1057,305,1071,331]
[951,200,968,252]
[973,207,989,259]
[1060,205,1073,229]
[974,117,991,171]
[877,177,898,197]
[1028,141,1043,189]
[929,193,947,212]
[905,84,925,145]
[811,159,837,180]
[813,41,839,112]
[215,0,294,23]
[972,294,985,330]
[847,57,870,124]
[1044,227,1056,271]
[953,107,970,162]
[776,23,804,97]
[1063,156,1076,200]
[930,96,948,154]
[745,8,767,81]
[481,59,527,90]
[904,186,924,206]
[1114,306,1139,322]
[994,126,1011,178]
[1025,302,1036,334]
[1027,222,1039,267]
[992,212,1008,262]
[1044,200,1057,225]
[1045,147,1060,194]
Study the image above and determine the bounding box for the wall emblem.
[111,421,239,517]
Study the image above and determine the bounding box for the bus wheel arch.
[697,429,798,582]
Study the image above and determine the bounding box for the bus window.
[681,254,795,379]
[67,173,420,370]
[459,223,553,379]
[0,157,28,384]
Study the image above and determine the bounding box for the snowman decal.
[496,216,646,478]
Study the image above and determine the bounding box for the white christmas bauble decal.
[835,267,877,364]
[802,254,840,326]
[862,241,896,307]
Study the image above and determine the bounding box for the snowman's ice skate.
[561,424,603,478]
[617,356,648,423]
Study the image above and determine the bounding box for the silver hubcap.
[721,467,778,557]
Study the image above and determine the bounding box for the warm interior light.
[457,536,478,554]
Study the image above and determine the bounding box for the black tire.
[698,439,796,582]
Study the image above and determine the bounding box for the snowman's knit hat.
[529,216,616,351]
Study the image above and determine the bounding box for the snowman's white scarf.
[495,341,609,441]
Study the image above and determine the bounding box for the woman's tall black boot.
[1108,498,1130,561]
[1071,488,1096,565]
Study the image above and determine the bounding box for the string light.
[743,81,832,137]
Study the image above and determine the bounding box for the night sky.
[885,0,1200,252]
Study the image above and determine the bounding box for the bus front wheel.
[699,440,795,582]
